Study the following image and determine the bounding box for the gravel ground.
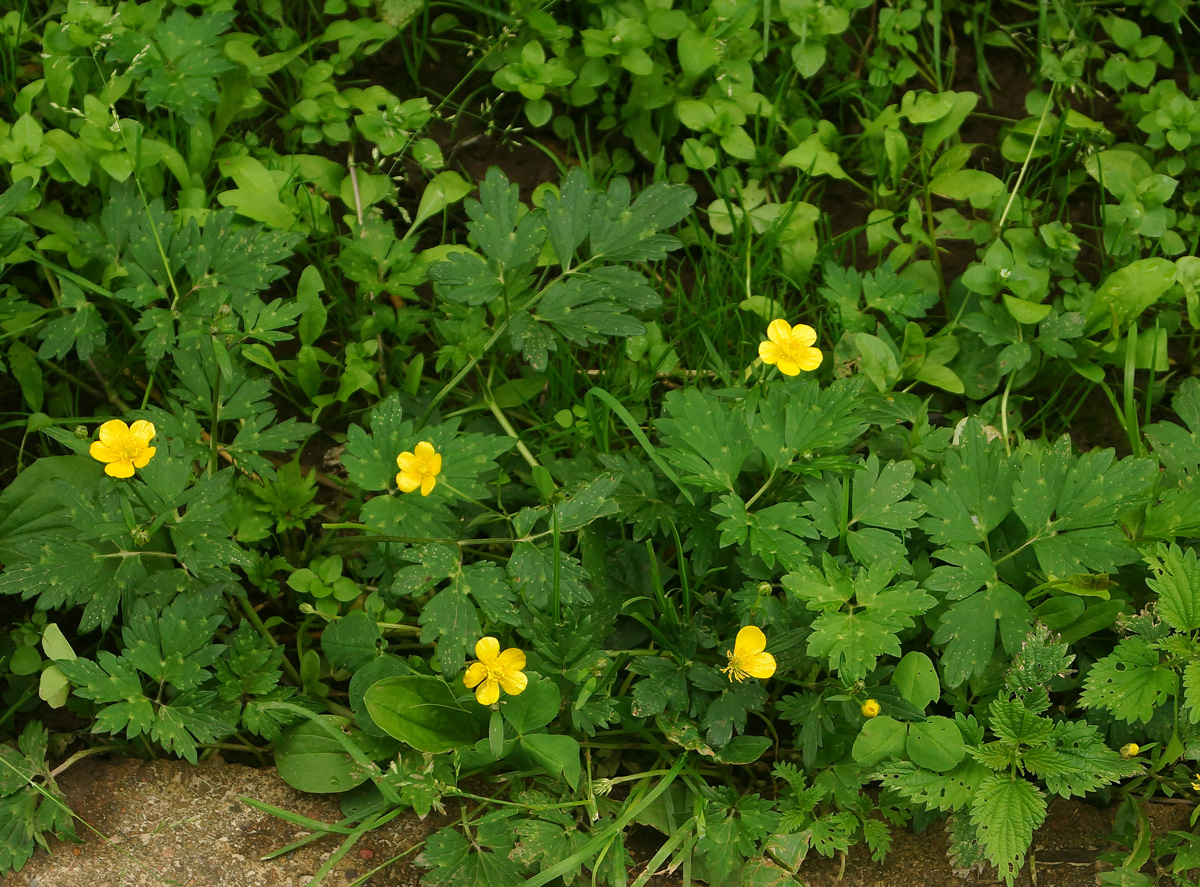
[8,754,1192,887]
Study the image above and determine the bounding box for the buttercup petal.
[89,441,119,463]
[396,472,421,493]
[105,460,135,479]
[97,420,130,449]
[758,340,782,364]
[475,679,500,706]
[497,670,528,696]
[734,625,767,656]
[396,452,418,472]
[475,636,501,663]
[766,319,793,344]
[427,453,442,475]
[414,441,436,460]
[796,347,823,372]
[792,324,817,348]
[420,474,436,496]
[463,662,489,688]
[740,651,776,680]
[129,420,156,444]
[495,647,527,672]
[776,358,801,377]
[132,446,156,469]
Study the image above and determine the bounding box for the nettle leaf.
[1011,437,1156,577]
[658,388,753,491]
[1080,637,1176,723]
[934,583,1032,687]
[1145,544,1200,632]
[970,775,1046,887]
[917,419,1017,546]
[1027,721,1139,798]
[875,759,990,812]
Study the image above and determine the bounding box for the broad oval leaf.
[364,675,479,753]
[274,716,368,794]
[906,716,965,771]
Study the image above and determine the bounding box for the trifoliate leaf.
[934,583,1032,687]
[658,387,754,491]
[1011,436,1156,577]
[917,418,1016,546]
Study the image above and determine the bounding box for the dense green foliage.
[2,0,1200,884]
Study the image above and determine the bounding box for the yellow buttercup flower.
[89,419,157,478]
[862,699,881,718]
[1192,772,1200,792]
[721,625,776,683]
[463,637,528,706]
[758,319,823,377]
[1120,742,1140,759]
[396,441,441,496]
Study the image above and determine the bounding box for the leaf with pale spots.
[1011,436,1156,577]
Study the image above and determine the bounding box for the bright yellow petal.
[792,324,817,348]
[796,347,823,372]
[128,420,156,444]
[758,340,782,365]
[105,459,135,479]
[132,446,156,468]
[498,670,528,696]
[420,474,436,496]
[427,452,442,476]
[396,472,420,492]
[495,647,526,672]
[89,441,119,463]
[396,451,418,471]
[97,420,130,449]
[734,625,767,656]
[776,358,801,376]
[475,636,501,663]
[463,662,489,688]
[739,651,776,680]
[414,441,436,460]
[766,319,792,344]
[475,679,500,705]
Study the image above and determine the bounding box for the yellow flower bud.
[1120,743,1140,759]
[861,699,881,718]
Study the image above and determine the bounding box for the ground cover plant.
[2,0,1200,884]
